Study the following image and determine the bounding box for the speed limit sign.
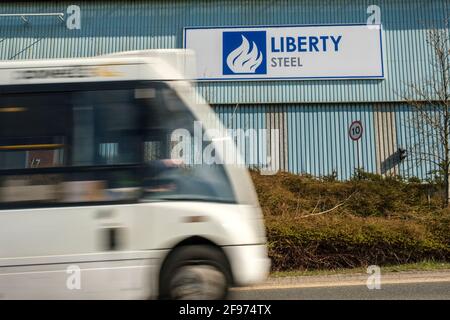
[349,120,363,141]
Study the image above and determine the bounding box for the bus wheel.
[159,245,231,300]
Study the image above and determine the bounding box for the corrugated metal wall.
[0,0,447,104]
[395,104,440,180]
[214,103,439,180]
[0,0,447,179]
[214,104,376,180]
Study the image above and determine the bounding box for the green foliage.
[251,170,442,217]
[408,176,422,183]
[351,168,385,182]
[250,170,450,271]
[266,215,450,271]
[321,170,338,182]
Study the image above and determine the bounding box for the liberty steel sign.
[184,24,384,81]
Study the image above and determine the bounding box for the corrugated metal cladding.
[0,0,447,179]
[0,0,447,104]
[213,103,434,180]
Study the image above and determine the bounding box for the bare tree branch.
[300,192,357,218]
[400,18,450,206]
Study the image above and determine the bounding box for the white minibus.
[0,50,270,299]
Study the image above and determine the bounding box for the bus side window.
[0,92,70,205]
[68,89,142,203]
[0,92,70,170]
[0,88,142,207]
[139,83,235,203]
[72,89,141,166]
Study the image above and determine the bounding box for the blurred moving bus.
[0,50,270,299]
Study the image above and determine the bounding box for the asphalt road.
[229,270,450,300]
[230,282,450,300]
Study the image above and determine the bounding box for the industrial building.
[0,0,447,179]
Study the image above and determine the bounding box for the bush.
[266,215,450,271]
[250,170,442,217]
[250,170,450,270]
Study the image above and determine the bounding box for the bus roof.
[0,49,196,86]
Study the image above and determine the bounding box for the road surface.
[230,270,450,300]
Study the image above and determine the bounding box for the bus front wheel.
[159,245,231,300]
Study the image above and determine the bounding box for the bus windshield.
[0,81,236,207]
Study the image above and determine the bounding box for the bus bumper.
[223,244,271,287]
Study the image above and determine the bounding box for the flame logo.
[226,35,263,74]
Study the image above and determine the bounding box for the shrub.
[250,170,442,217]
[250,170,450,270]
[266,215,450,271]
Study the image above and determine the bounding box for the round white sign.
[349,120,363,141]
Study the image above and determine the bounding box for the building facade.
[0,0,448,179]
